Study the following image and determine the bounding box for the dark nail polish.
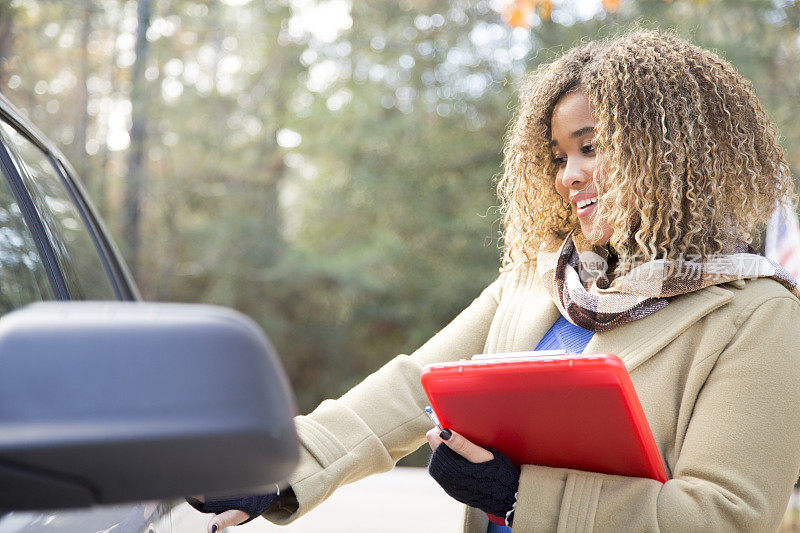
[211,525,218,533]
[440,428,452,440]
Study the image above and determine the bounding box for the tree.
[123,0,152,276]
[3,0,800,424]
[0,3,16,89]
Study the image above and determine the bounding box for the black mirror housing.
[0,302,299,510]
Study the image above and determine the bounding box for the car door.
[0,105,174,532]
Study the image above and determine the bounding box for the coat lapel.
[499,264,735,370]
[486,264,561,353]
[514,295,562,353]
[584,284,735,372]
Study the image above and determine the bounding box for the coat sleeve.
[512,295,800,533]
[264,273,506,524]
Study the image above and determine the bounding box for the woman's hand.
[426,427,494,462]
[205,509,249,533]
[186,491,279,532]
[426,428,519,522]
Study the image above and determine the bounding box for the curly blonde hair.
[497,30,796,272]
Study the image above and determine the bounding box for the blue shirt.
[487,316,593,533]
[534,315,595,354]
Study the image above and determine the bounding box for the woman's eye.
[552,155,567,166]
[581,143,595,155]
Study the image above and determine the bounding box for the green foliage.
[2,0,800,431]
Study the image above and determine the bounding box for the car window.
[0,121,116,300]
[0,153,54,313]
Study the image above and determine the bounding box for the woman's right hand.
[186,491,280,532]
[204,508,250,533]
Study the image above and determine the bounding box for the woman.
[193,30,800,532]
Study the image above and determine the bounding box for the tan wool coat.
[265,262,800,532]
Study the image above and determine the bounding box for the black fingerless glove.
[428,444,519,518]
[186,491,279,525]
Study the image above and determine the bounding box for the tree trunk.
[73,0,93,183]
[0,4,15,89]
[123,0,152,278]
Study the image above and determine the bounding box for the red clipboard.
[420,352,668,483]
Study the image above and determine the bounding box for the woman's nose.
[561,159,591,189]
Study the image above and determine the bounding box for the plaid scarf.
[537,233,800,332]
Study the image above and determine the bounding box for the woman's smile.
[572,193,599,218]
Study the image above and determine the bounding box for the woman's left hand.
[425,428,519,521]
[426,427,494,462]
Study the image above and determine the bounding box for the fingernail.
[211,525,218,533]
[440,428,452,440]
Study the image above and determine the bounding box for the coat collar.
[516,269,735,372]
[584,285,734,372]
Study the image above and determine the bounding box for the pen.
[425,406,443,432]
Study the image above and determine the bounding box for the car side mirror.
[0,302,299,511]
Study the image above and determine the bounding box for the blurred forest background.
[1,0,799,430]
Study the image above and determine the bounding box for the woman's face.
[550,91,612,246]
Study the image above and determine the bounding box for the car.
[0,92,300,532]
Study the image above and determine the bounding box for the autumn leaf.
[500,0,552,27]
[502,3,533,28]
[538,0,552,20]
